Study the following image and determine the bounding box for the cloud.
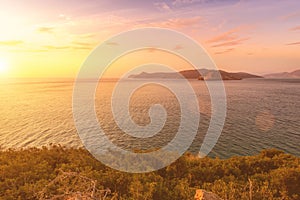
[72,41,93,46]
[0,40,23,46]
[206,26,249,43]
[172,0,239,7]
[77,33,97,39]
[172,0,200,6]
[43,42,94,51]
[72,41,94,50]
[286,41,300,46]
[173,44,183,50]
[72,46,92,50]
[211,37,250,47]
[214,48,235,55]
[106,42,119,46]
[206,26,251,48]
[37,27,55,34]
[148,16,202,29]
[280,11,300,21]
[154,2,172,12]
[206,29,239,44]
[11,49,48,53]
[166,16,202,27]
[58,14,71,21]
[212,19,227,31]
[43,45,70,50]
[289,26,300,31]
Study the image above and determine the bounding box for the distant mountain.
[264,69,300,78]
[128,69,262,80]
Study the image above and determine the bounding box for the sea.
[0,78,299,158]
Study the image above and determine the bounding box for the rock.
[194,189,223,200]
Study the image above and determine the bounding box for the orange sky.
[0,0,299,78]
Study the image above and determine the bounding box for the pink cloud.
[214,48,235,55]
[289,26,300,31]
[206,29,239,43]
[173,44,183,50]
[286,41,300,46]
[211,37,250,47]
[206,26,252,48]
[154,2,172,12]
[172,0,200,6]
[280,11,300,21]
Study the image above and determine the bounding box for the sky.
[0,0,299,78]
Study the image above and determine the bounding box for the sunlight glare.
[0,59,8,73]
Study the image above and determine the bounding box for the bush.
[0,146,299,199]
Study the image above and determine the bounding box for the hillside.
[128,69,263,80]
[264,69,300,78]
[0,146,299,199]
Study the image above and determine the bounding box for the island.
[264,69,300,79]
[128,69,263,80]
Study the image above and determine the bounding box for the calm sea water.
[0,78,299,158]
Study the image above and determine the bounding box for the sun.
[0,59,8,73]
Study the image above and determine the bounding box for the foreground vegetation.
[0,146,299,199]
